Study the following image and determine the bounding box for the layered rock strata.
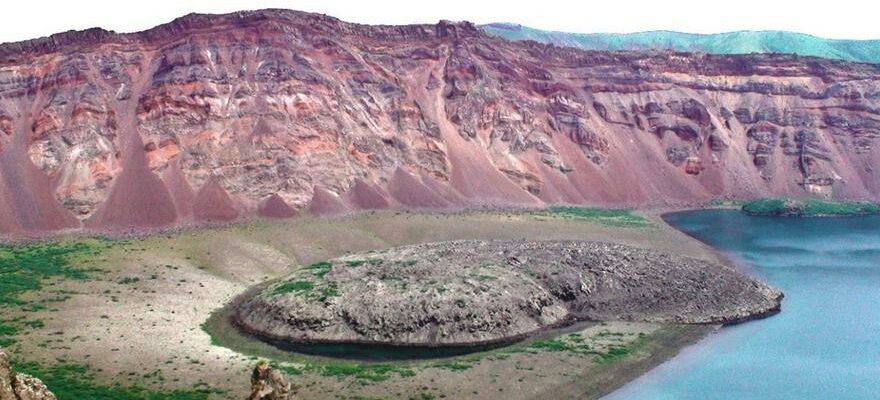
[1,9,879,235]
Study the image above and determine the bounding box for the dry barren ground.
[1,209,722,399]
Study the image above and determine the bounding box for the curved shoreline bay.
[0,209,790,399]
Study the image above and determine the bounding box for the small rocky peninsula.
[234,240,782,348]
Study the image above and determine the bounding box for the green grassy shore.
[741,198,880,217]
[0,208,714,400]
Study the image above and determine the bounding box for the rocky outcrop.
[1,9,880,236]
[234,240,782,347]
[0,349,56,400]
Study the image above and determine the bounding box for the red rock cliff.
[1,9,879,234]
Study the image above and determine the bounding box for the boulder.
[0,349,56,400]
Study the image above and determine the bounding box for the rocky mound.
[234,240,782,347]
[387,168,451,209]
[0,348,56,400]
[0,146,80,234]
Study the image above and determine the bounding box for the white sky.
[2,0,878,43]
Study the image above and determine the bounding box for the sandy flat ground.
[9,210,721,399]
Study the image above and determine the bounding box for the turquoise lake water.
[605,210,880,400]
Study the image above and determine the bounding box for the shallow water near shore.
[606,209,880,400]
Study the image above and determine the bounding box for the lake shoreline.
[207,285,723,399]
[589,208,777,398]
[609,210,880,398]
[2,207,782,399]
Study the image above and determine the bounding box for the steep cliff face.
[0,9,879,235]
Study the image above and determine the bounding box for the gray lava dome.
[233,240,782,347]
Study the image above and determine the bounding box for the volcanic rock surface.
[0,348,56,400]
[234,240,782,347]
[2,9,880,235]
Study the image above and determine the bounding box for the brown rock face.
[1,9,880,234]
[0,349,57,400]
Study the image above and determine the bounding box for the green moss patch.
[519,330,649,365]
[742,198,880,217]
[270,261,340,302]
[596,334,649,364]
[526,334,594,354]
[0,241,105,306]
[272,280,315,295]
[11,359,221,400]
[541,207,652,228]
[306,261,332,278]
[429,360,473,371]
[0,240,108,347]
[279,362,416,383]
